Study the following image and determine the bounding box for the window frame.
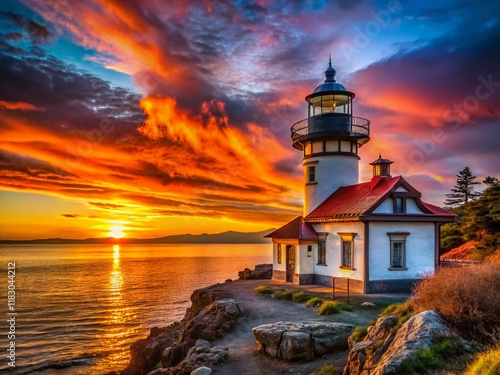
[394,197,405,213]
[277,243,282,264]
[308,165,316,183]
[338,233,356,270]
[387,232,409,271]
[316,233,328,266]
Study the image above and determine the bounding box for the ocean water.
[0,244,271,374]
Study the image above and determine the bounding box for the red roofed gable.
[265,216,317,240]
[306,177,402,220]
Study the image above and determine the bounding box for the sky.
[0,0,499,240]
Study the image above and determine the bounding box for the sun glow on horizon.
[108,225,126,238]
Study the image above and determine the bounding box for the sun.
[108,225,125,239]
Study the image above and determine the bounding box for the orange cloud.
[0,100,45,111]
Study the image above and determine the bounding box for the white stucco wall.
[369,222,435,281]
[296,244,315,275]
[304,155,359,215]
[373,198,393,213]
[406,198,424,214]
[311,222,365,281]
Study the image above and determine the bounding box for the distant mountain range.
[0,229,275,245]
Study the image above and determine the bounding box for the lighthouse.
[291,58,370,215]
[266,58,456,292]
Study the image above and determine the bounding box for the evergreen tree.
[483,176,499,187]
[444,167,480,207]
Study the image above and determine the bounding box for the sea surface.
[0,244,271,374]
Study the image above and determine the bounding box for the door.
[286,245,295,282]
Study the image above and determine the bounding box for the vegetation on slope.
[441,173,500,260]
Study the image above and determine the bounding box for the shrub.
[351,326,368,343]
[274,290,294,300]
[292,291,311,303]
[311,364,338,375]
[379,301,416,334]
[306,297,323,307]
[412,263,500,344]
[318,301,347,315]
[465,348,500,375]
[254,285,273,295]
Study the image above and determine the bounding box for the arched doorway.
[286,245,295,282]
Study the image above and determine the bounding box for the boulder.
[238,264,272,280]
[253,321,355,361]
[344,311,462,375]
[170,340,227,375]
[190,367,212,375]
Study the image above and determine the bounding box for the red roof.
[422,202,456,216]
[265,216,317,240]
[306,176,401,219]
[305,176,456,221]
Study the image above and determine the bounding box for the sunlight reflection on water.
[0,243,271,374]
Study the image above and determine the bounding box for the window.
[318,239,326,265]
[307,245,312,257]
[395,197,405,213]
[338,233,356,269]
[277,244,282,264]
[392,242,404,268]
[308,166,316,183]
[342,240,353,268]
[388,233,409,270]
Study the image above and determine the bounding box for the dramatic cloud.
[1,0,499,238]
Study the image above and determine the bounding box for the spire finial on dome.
[324,54,336,82]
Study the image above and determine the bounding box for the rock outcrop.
[121,284,239,375]
[253,321,355,361]
[238,264,272,280]
[121,324,180,375]
[162,299,240,368]
[344,310,460,375]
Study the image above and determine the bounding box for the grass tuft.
[317,300,350,315]
[310,364,338,375]
[274,289,294,300]
[306,296,323,307]
[351,326,368,343]
[379,301,416,334]
[292,291,311,303]
[465,348,500,375]
[254,284,273,295]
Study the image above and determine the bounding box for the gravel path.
[206,279,408,375]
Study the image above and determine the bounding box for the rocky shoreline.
[116,270,474,375]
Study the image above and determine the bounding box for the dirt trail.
[206,280,408,375]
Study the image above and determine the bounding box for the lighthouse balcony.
[291,113,370,149]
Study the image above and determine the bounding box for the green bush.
[274,290,293,300]
[306,297,323,307]
[351,326,368,343]
[310,364,338,375]
[379,302,416,334]
[254,285,273,295]
[465,348,500,375]
[318,301,343,315]
[292,291,311,303]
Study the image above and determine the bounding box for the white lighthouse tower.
[291,58,371,215]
